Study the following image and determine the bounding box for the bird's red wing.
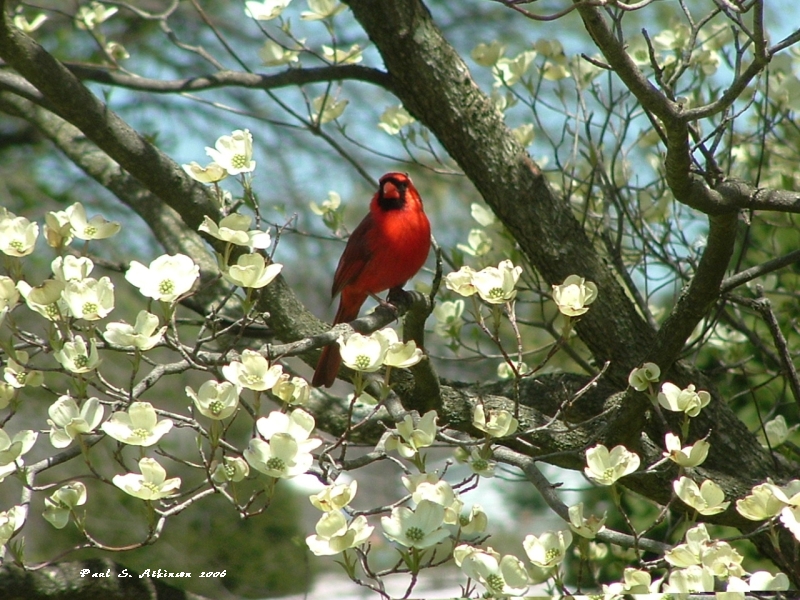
[330,210,375,298]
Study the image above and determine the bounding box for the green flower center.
[485,573,504,592]
[603,467,616,482]
[487,287,505,300]
[231,154,247,169]
[158,279,175,296]
[84,225,97,237]
[209,400,223,416]
[266,456,285,472]
[142,481,161,494]
[354,354,372,370]
[82,301,98,316]
[223,464,236,479]
[45,304,60,318]
[15,372,27,385]
[405,526,424,543]
[245,374,262,385]
[74,354,89,369]
[132,427,150,440]
[545,547,561,562]
[475,457,490,470]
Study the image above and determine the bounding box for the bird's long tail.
[312,290,367,388]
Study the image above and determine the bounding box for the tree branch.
[63,63,395,95]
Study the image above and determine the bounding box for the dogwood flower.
[497,360,528,379]
[310,190,341,216]
[65,202,120,240]
[493,50,536,87]
[602,568,660,597]
[205,129,255,176]
[702,540,745,578]
[381,499,449,549]
[665,523,711,568]
[674,476,730,515]
[113,457,181,500]
[3,351,43,389]
[658,382,711,417]
[0,384,13,410]
[455,446,496,478]
[457,229,492,257]
[0,276,19,324]
[747,570,790,591]
[523,529,573,568]
[186,380,239,420]
[472,260,522,304]
[0,505,25,547]
[43,209,73,248]
[376,328,424,368]
[198,214,271,250]
[433,299,464,339]
[104,311,165,351]
[254,408,321,452]
[780,505,800,541]
[47,396,104,448]
[444,266,478,297]
[301,0,346,21]
[16,279,66,321]
[584,444,640,485]
[410,479,459,524]
[306,511,373,556]
[223,253,283,289]
[125,254,199,303]
[628,362,661,391]
[454,545,530,597]
[0,212,38,257]
[258,40,300,66]
[211,456,250,483]
[182,161,227,184]
[567,503,606,539]
[663,432,710,467]
[759,415,793,448]
[664,565,715,593]
[459,504,489,535]
[51,256,93,282]
[736,482,792,521]
[245,409,320,478]
[470,202,497,226]
[0,429,37,466]
[310,480,358,512]
[43,482,87,529]
[385,410,437,458]
[472,404,518,438]
[222,349,284,391]
[378,105,415,135]
[101,401,173,446]
[338,332,388,373]
[245,0,291,20]
[271,374,310,405]
[322,44,362,64]
[552,275,598,317]
[55,335,102,373]
[61,277,115,320]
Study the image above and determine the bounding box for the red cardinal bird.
[312,172,431,387]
